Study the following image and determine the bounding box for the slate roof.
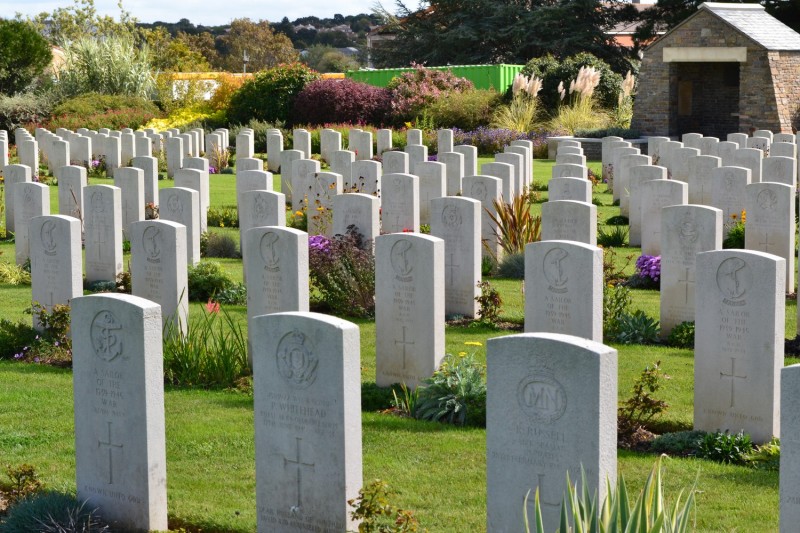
[701,2,800,51]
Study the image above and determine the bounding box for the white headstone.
[710,166,751,237]
[454,145,478,177]
[281,149,304,202]
[84,185,123,282]
[130,156,159,207]
[320,128,342,163]
[745,182,795,293]
[548,177,592,204]
[293,128,312,159]
[3,164,31,232]
[30,215,82,328]
[56,165,87,221]
[159,187,201,266]
[437,129,454,154]
[781,365,800,532]
[174,168,208,232]
[439,152,465,196]
[375,233,445,388]
[240,190,288,281]
[541,200,597,246]
[350,160,382,196]
[415,161,446,226]
[640,180,688,255]
[267,131,284,173]
[733,147,763,183]
[72,293,168,531]
[15,182,50,265]
[618,154,652,217]
[762,156,796,187]
[486,332,617,531]
[380,173,419,234]
[481,161,514,200]
[463,175,503,261]
[382,150,409,175]
[405,144,428,174]
[687,154,721,205]
[694,249,783,443]
[377,128,393,155]
[114,167,144,241]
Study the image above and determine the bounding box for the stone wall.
[633,9,791,136]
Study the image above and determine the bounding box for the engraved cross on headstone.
[720,357,747,408]
[759,232,773,254]
[92,222,107,261]
[677,267,694,305]
[284,437,315,511]
[98,421,123,485]
[395,325,415,369]
[446,252,460,286]
[525,473,562,514]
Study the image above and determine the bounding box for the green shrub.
[206,206,239,229]
[610,310,661,345]
[163,303,249,388]
[214,282,247,305]
[723,219,746,249]
[488,191,542,257]
[618,360,670,435]
[423,89,501,131]
[361,382,397,412]
[0,319,37,360]
[0,92,55,134]
[697,430,754,465]
[475,281,502,325]
[228,119,276,153]
[227,62,320,125]
[497,252,525,279]
[203,232,240,258]
[187,261,235,302]
[0,491,109,533]
[574,126,641,139]
[47,93,160,131]
[349,479,422,532]
[0,20,52,96]
[667,321,695,348]
[745,437,780,471]
[596,224,628,247]
[415,348,487,427]
[520,52,623,113]
[308,230,375,318]
[650,430,707,456]
[4,463,43,504]
[603,283,632,337]
[0,261,31,285]
[57,35,155,99]
[525,457,696,533]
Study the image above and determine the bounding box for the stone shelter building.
[632,2,800,138]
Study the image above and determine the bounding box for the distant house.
[632,2,800,137]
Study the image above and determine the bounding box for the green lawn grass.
[0,158,791,531]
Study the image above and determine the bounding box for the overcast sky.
[1,0,393,26]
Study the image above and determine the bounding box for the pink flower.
[205,299,221,314]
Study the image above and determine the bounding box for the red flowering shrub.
[292,78,391,126]
[386,64,474,123]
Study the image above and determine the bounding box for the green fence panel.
[346,64,524,91]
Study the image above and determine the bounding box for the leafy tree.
[372,0,640,72]
[179,31,219,68]
[302,45,360,73]
[141,26,210,72]
[0,19,52,95]
[23,0,139,46]
[215,18,298,72]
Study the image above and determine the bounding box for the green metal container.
[346,64,524,92]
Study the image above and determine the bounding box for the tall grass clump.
[487,190,542,257]
[549,66,609,135]
[525,457,696,533]
[56,35,155,99]
[611,70,636,129]
[491,73,542,133]
[162,304,249,388]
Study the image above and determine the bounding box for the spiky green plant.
[525,457,696,533]
[487,189,542,258]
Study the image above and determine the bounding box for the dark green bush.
[597,225,628,247]
[521,52,623,112]
[52,92,159,117]
[723,220,745,249]
[206,206,239,229]
[203,232,240,258]
[47,92,160,131]
[574,127,641,139]
[497,252,525,279]
[0,318,38,360]
[187,261,235,302]
[227,62,320,125]
[422,89,502,131]
[415,352,487,427]
[361,382,399,412]
[229,119,275,152]
[0,19,52,96]
[0,491,109,533]
[0,92,55,136]
[650,430,707,456]
[610,310,661,345]
[697,430,754,465]
[666,321,695,348]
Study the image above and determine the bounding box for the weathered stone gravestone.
[694,249,783,443]
[55,165,87,222]
[463,175,503,261]
[14,182,50,266]
[375,233,444,388]
[405,144,428,173]
[281,149,304,202]
[331,150,355,189]
[733,147,763,183]
[629,165,667,246]
[745,182,795,293]
[351,160,382,196]
[659,205,722,336]
[252,312,362,532]
[381,173,419,234]
[439,151,465,196]
[481,161,515,200]
[430,196,481,317]
[781,364,800,532]
[30,215,82,329]
[486,332,617,532]
[762,156,796,187]
[382,150,409,175]
[333,193,380,249]
[131,156,159,207]
[244,227,309,319]
[4,164,31,232]
[541,200,597,246]
[114,167,144,241]
[454,145,478,177]
[131,220,188,333]
[640,180,688,256]
[618,153,652,217]
[84,185,123,282]
[687,155,721,205]
[72,293,168,531]
[717,141,739,166]
[552,163,588,181]
[174,168,209,232]
[524,240,602,341]
[415,161,446,226]
[548,177,592,203]
[710,166,750,237]
[159,187,200,265]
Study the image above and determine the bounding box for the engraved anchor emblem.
[167,193,183,222]
[40,220,58,255]
[91,311,123,362]
[390,239,414,277]
[143,226,161,260]
[543,248,569,289]
[716,257,750,300]
[259,231,280,271]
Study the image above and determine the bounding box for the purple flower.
[309,235,331,253]
[34,357,40,363]
[14,353,22,360]
[91,160,100,168]
[427,154,438,162]
[635,254,661,282]
[209,166,218,174]
[54,341,59,347]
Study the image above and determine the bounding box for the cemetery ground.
[0,159,796,532]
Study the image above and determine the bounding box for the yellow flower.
[464,341,483,347]
[730,213,737,220]
[741,209,747,223]
[219,222,225,227]
[458,351,467,357]
[316,206,325,212]
[295,210,304,217]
